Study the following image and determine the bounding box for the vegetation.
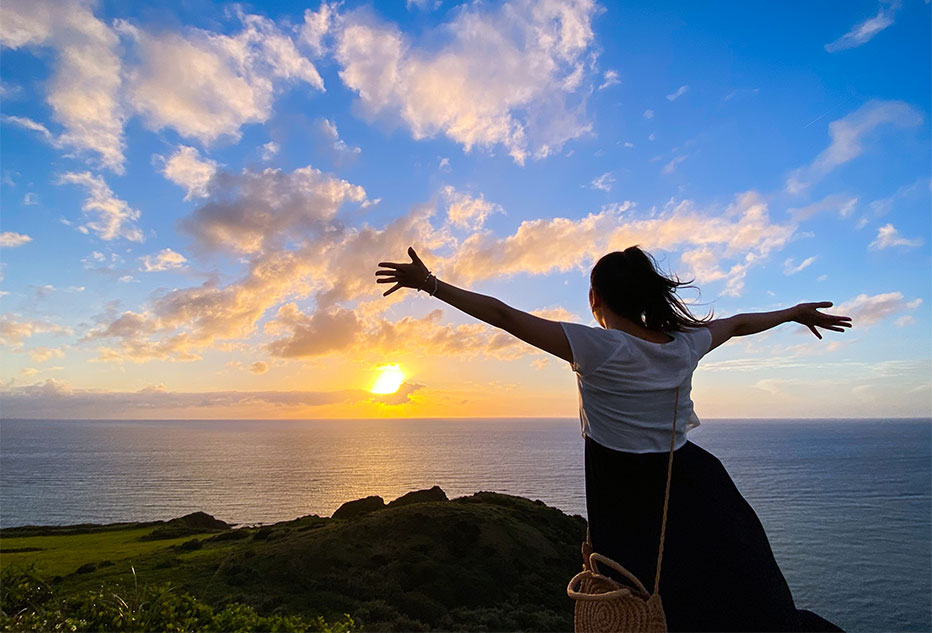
[0,490,588,631]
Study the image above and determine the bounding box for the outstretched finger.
[375,270,396,276]
[376,278,397,284]
[377,262,402,269]
[383,283,403,296]
[807,324,822,339]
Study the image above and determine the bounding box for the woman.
[376,246,849,632]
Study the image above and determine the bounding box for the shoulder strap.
[653,386,679,596]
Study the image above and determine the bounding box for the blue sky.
[1,0,929,419]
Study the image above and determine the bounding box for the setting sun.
[370,364,406,394]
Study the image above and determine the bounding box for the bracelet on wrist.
[417,270,432,292]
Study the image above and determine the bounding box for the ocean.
[1,417,929,632]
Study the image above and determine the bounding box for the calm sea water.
[1,418,929,632]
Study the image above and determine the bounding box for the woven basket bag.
[566,388,680,633]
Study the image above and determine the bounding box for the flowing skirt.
[584,436,843,632]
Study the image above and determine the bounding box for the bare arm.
[376,248,572,362]
[706,302,852,351]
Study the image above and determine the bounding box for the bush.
[0,567,355,633]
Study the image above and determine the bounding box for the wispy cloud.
[158,146,218,200]
[825,2,900,53]
[57,172,144,242]
[783,256,817,275]
[869,224,923,250]
[786,100,922,194]
[666,85,688,101]
[590,172,615,192]
[0,232,32,247]
[139,248,188,272]
[598,69,620,91]
[662,155,688,174]
[836,291,922,326]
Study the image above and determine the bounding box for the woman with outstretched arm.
[376,246,850,632]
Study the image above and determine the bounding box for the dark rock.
[331,495,385,520]
[140,511,230,541]
[387,486,448,509]
[75,563,96,574]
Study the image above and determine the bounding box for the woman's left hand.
[376,247,431,296]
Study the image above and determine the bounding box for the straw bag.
[566,388,679,633]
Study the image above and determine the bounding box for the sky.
[0,0,929,420]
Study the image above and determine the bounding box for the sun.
[370,364,406,394]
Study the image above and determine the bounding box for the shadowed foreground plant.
[0,566,355,633]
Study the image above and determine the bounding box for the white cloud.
[0,0,126,172]
[0,232,32,247]
[836,291,921,326]
[666,85,688,101]
[57,171,143,242]
[788,193,858,222]
[320,118,361,158]
[0,314,72,347]
[2,114,55,143]
[662,154,688,174]
[118,11,323,145]
[159,145,218,200]
[590,172,615,192]
[438,157,451,171]
[335,0,598,164]
[598,69,620,91]
[869,224,923,250]
[260,141,280,161]
[140,248,188,272]
[442,186,503,230]
[643,109,654,119]
[23,192,38,205]
[783,256,817,275]
[300,3,334,57]
[407,0,443,10]
[825,2,899,53]
[786,100,922,194]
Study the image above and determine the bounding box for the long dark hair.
[590,246,710,332]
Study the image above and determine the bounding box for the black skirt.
[584,436,843,632]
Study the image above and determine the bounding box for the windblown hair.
[590,246,710,332]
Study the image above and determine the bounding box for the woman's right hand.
[792,302,853,339]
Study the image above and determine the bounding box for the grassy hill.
[0,489,588,632]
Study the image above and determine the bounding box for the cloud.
[0,379,425,418]
[335,0,598,163]
[662,154,688,174]
[29,346,64,362]
[57,171,144,241]
[788,193,858,221]
[590,172,615,192]
[319,118,361,158]
[140,248,188,272]
[265,303,362,358]
[825,2,899,53]
[260,141,279,161]
[0,232,32,247]
[159,146,218,200]
[444,191,793,298]
[783,255,817,276]
[117,10,323,145]
[300,3,335,57]
[249,361,269,374]
[869,223,923,250]
[0,0,126,172]
[0,314,72,347]
[643,109,654,119]
[598,70,620,91]
[783,256,817,275]
[23,192,38,206]
[666,85,688,101]
[1,115,55,143]
[836,291,922,326]
[786,100,922,194]
[442,186,503,230]
[179,166,367,254]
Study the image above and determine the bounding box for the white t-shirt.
[560,322,713,454]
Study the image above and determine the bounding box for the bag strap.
[653,386,679,596]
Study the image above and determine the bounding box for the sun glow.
[370,364,406,394]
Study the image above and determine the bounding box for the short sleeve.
[560,322,625,376]
[683,327,713,361]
